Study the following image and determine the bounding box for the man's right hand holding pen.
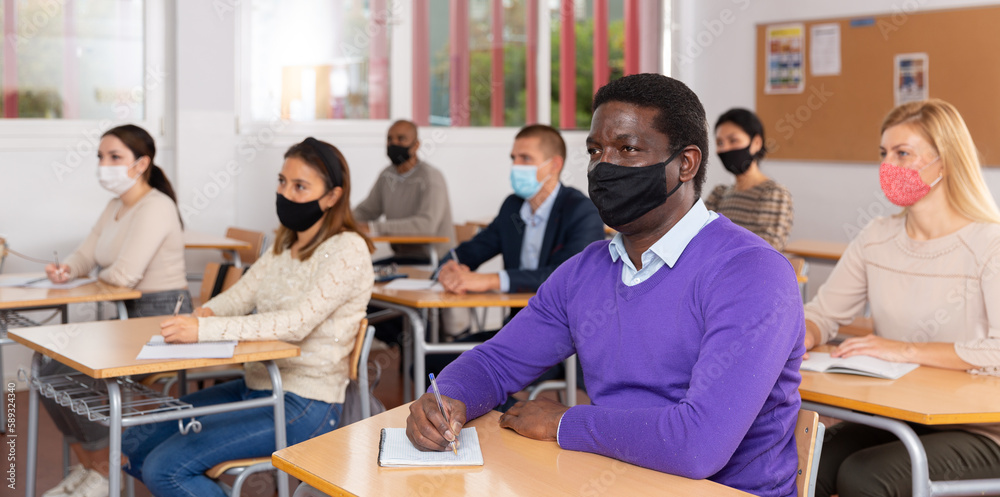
[406,392,468,452]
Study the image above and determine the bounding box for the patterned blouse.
[703,180,794,251]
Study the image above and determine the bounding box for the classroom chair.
[224,227,267,265]
[795,409,826,497]
[203,319,377,497]
[788,256,809,302]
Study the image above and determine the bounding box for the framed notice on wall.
[765,23,805,94]
[894,53,929,106]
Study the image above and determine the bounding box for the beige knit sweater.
[804,215,1000,443]
[63,189,187,292]
[198,232,374,405]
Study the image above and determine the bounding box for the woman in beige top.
[40,124,193,497]
[121,137,375,497]
[805,100,1000,497]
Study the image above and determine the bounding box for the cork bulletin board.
[755,5,1000,164]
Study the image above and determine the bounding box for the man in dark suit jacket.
[437,124,605,298]
[428,125,604,387]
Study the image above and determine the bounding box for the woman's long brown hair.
[273,139,375,260]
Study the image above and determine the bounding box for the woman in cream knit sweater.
[121,137,375,497]
[805,100,1000,497]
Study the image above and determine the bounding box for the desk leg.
[265,361,289,497]
[117,301,128,320]
[230,250,243,269]
[368,301,424,402]
[25,353,41,497]
[107,380,123,497]
[429,246,438,268]
[293,482,326,497]
[801,401,932,497]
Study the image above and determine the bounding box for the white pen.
[172,294,185,316]
[428,373,459,455]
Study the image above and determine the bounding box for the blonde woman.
[804,99,1000,497]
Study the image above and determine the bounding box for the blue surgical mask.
[510,159,552,199]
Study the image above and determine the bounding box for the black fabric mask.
[718,144,754,175]
[587,147,686,228]
[276,193,325,232]
[387,144,412,166]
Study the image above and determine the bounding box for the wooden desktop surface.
[0,273,141,310]
[8,316,299,379]
[370,235,450,245]
[800,345,1000,424]
[372,267,533,309]
[183,231,254,250]
[273,404,751,497]
[783,239,848,261]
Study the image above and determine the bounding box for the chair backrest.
[795,409,825,497]
[225,227,266,265]
[454,223,478,244]
[787,257,807,277]
[199,263,244,305]
[349,318,370,382]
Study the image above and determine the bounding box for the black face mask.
[387,144,412,166]
[587,147,686,228]
[276,193,326,232]
[718,144,754,175]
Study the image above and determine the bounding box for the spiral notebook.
[377,427,484,467]
[136,335,238,360]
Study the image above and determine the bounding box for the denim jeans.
[39,288,194,450]
[122,379,342,497]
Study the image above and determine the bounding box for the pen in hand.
[172,294,185,316]
[53,250,65,280]
[449,248,460,266]
[428,373,459,455]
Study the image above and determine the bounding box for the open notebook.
[378,427,483,467]
[136,335,238,360]
[800,352,919,380]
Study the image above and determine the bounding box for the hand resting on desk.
[498,398,568,442]
[438,260,500,294]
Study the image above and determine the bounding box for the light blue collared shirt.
[608,198,718,286]
[498,183,562,292]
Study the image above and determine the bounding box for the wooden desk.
[0,273,141,314]
[273,404,751,497]
[369,235,450,266]
[800,345,1000,496]
[783,239,848,262]
[370,270,538,403]
[11,317,299,497]
[183,231,254,267]
[0,273,140,434]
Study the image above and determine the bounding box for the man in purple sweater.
[406,74,804,497]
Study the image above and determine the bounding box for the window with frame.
[0,0,145,119]
[420,0,662,129]
[246,0,392,122]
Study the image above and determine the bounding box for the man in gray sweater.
[354,120,454,264]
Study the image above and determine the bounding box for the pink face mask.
[878,158,942,207]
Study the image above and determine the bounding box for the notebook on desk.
[378,427,483,467]
[136,335,238,360]
[800,352,919,380]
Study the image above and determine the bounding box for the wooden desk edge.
[0,290,143,309]
[799,390,1000,425]
[7,332,299,379]
[184,242,253,250]
[272,455,358,497]
[370,293,532,309]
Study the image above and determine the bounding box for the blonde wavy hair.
[881,99,1000,224]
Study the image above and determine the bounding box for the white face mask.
[98,160,140,196]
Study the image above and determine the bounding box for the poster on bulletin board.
[765,23,805,94]
[894,53,928,106]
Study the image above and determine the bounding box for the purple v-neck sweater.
[437,216,804,497]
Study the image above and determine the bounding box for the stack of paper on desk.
[378,427,483,467]
[136,335,238,360]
